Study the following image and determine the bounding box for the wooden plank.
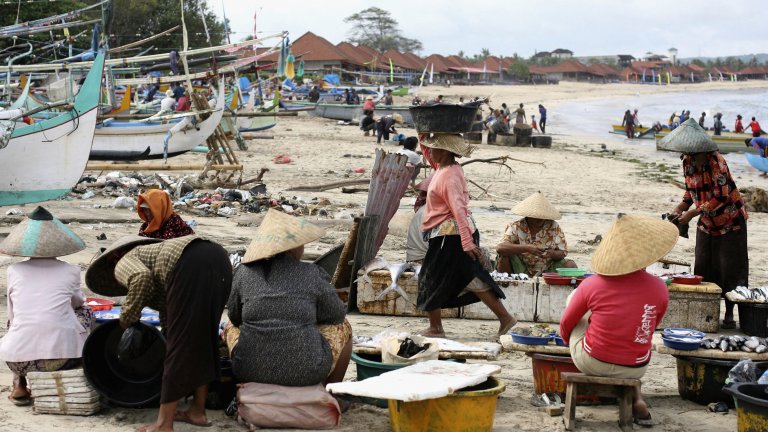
[85,163,243,171]
[561,372,640,386]
[655,343,768,360]
[500,336,571,356]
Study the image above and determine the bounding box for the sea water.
[554,86,768,175]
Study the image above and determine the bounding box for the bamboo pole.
[85,163,243,171]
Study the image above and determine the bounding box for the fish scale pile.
[699,335,768,353]
[731,286,768,302]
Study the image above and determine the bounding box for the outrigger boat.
[290,101,413,126]
[655,131,757,154]
[0,52,105,205]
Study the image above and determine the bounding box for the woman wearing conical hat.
[0,207,93,406]
[417,134,515,338]
[85,233,232,431]
[661,119,748,329]
[496,192,577,276]
[560,214,678,426]
[224,209,352,398]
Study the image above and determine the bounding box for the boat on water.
[745,153,768,173]
[289,101,413,126]
[610,124,664,139]
[0,52,105,206]
[89,81,225,161]
[655,130,757,154]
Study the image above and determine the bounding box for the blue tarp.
[238,76,251,91]
[324,74,340,85]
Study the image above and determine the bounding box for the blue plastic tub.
[664,328,706,339]
[511,333,552,346]
[662,334,700,350]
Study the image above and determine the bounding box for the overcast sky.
[214,0,765,59]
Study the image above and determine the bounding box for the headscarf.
[137,190,175,234]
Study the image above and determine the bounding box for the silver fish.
[375,262,413,304]
[720,339,729,352]
[757,345,768,354]
[407,263,423,282]
[746,338,760,349]
[354,257,390,285]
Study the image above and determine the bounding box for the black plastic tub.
[83,320,165,407]
[723,383,768,432]
[738,303,768,337]
[409,102,482,133]
[676,356,768,408]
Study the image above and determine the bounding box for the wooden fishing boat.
[290,101,413,125]
[655,131,757,154]
[89,81,225,160]
[745,153,768,173]
[0,53,104,206]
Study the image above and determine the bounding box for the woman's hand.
[672,202,690,216]
[525,245,545,256]
[465,247,482,261]
[543,249,563,260]
[677,208,700,225]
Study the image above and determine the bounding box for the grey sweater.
[227,254,346,386]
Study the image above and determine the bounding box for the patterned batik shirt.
[115,235,202,327]
[681,153,748,236]
[501,218,567,274]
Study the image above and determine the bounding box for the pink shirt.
[0,259,88,362]
[363,100,375,111]
[421,164,475,251]
[559,271,668,367]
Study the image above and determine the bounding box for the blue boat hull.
[0,188,71,206]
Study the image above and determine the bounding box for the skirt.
[694,224,749,306]
[161,240,233,403]
[417,232,504,311]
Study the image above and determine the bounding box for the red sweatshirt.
[559,271,668,367]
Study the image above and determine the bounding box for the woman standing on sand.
[416,134,515,338]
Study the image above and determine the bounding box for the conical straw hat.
[591,214,678,276]
[242,209,326,264]
[658,118,718,154]
[85,235,162,297]
[420,133,475,157]
[0,206,85,257]
[512,192,561,220]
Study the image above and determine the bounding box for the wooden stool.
[562,372,640,432]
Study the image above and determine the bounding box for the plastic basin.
[409,103,481,133]
[510,333,552,345]
[723,383,768,432]
[388,377,505,432]
[530,353,605,405]
[661,334,701,350]
[85,297,115,311]
[676,357,768,408]
[82,320,165,407]
[351,352,463,408]
[738,303,768,337]
[555,268,587,277]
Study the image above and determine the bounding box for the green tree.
[508,60,530,80]
[344,7,422,52]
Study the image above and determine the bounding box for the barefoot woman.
[416,134,515,338]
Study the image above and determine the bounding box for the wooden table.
[353,341,501,361]
[655,343,768,361]
[499,335,571,356]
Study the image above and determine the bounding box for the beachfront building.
[551,48,574,60]
[738,66,768,80]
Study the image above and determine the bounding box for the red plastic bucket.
[530,353,605,405]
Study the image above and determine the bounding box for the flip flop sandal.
[8,394,31,406]
[633,413,655,427]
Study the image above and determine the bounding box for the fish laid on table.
[354,257,390,285]
[375,262,414,304]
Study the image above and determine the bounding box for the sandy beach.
[2,80,767,431]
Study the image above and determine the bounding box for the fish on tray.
[375,262,414,304]
[354,257,390,285]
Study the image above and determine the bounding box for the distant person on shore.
[383,89,394,106]
[713,113,724,136]
[698,112,707,129]
[538,104,547,133]
[514,103,526,125]
[360,111,376,136]
[746,117,763,137]
[363,95,376,116]
[351,89,360,105]
[501,103,511,121]
[308,86,320,103]
[396,136,423,187]
[633,109,641,127]
[434,95,444,104]
[531,115,539,133]
[343,88,350,104]
[622,109,635,139]
[735,115,745,133]
[375,113,403,144]
[176,91,191,112]
[747,137,768,158]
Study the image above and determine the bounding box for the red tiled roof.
[444,55,471,68]
[381,49,421,70]
[687,63,705,72]
[335,42,373,68]
[544,59,589,74]
[423,54,453,73]
[739,66,768,74]
[528,65,549,75]
[668,65,693,76]
[401,52,426,70]
[586,63,620,77]
[282,31,347,63]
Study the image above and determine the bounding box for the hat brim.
[0,215,85,258]
[85,236,162,297]
[591,214,678,276]
[420,134,475,158]
[241,210,326,264]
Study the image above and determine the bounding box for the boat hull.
[655,132,757,154]
[292,102,413,125]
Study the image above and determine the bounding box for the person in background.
[406,175,433,263]
[713,113,724,136]
[137,189,194,240]
[375,113,403,144]
[496,192,577,276]
[0,207,93,407]
[224,210,352,402]
[308,86,320,103]
[698,112,707,129]
[667,120,748,329]
[159,89,176,114]
[343,89,350,105]
[434,95,444,103]
[175,91,191,112]
[531,114,539,133]
[416,134,515,338]
[351,89,360,105]
[679,110,688,123]
[360,111,376,137]
[86,234,232,432]
[747,137,768,158]
[396,136,423,187]
[633,109,641,127]
[560,214,678,427]
[501,103,511,121]
[735,114,745,133]
[538,104,547,133]
[514,103,526,125]
[172,83,184,101]
[362,95,376,117]
[746,117,763,137]
[383,89,394,106]
[144,84,159,103]
[622,109,635,139]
